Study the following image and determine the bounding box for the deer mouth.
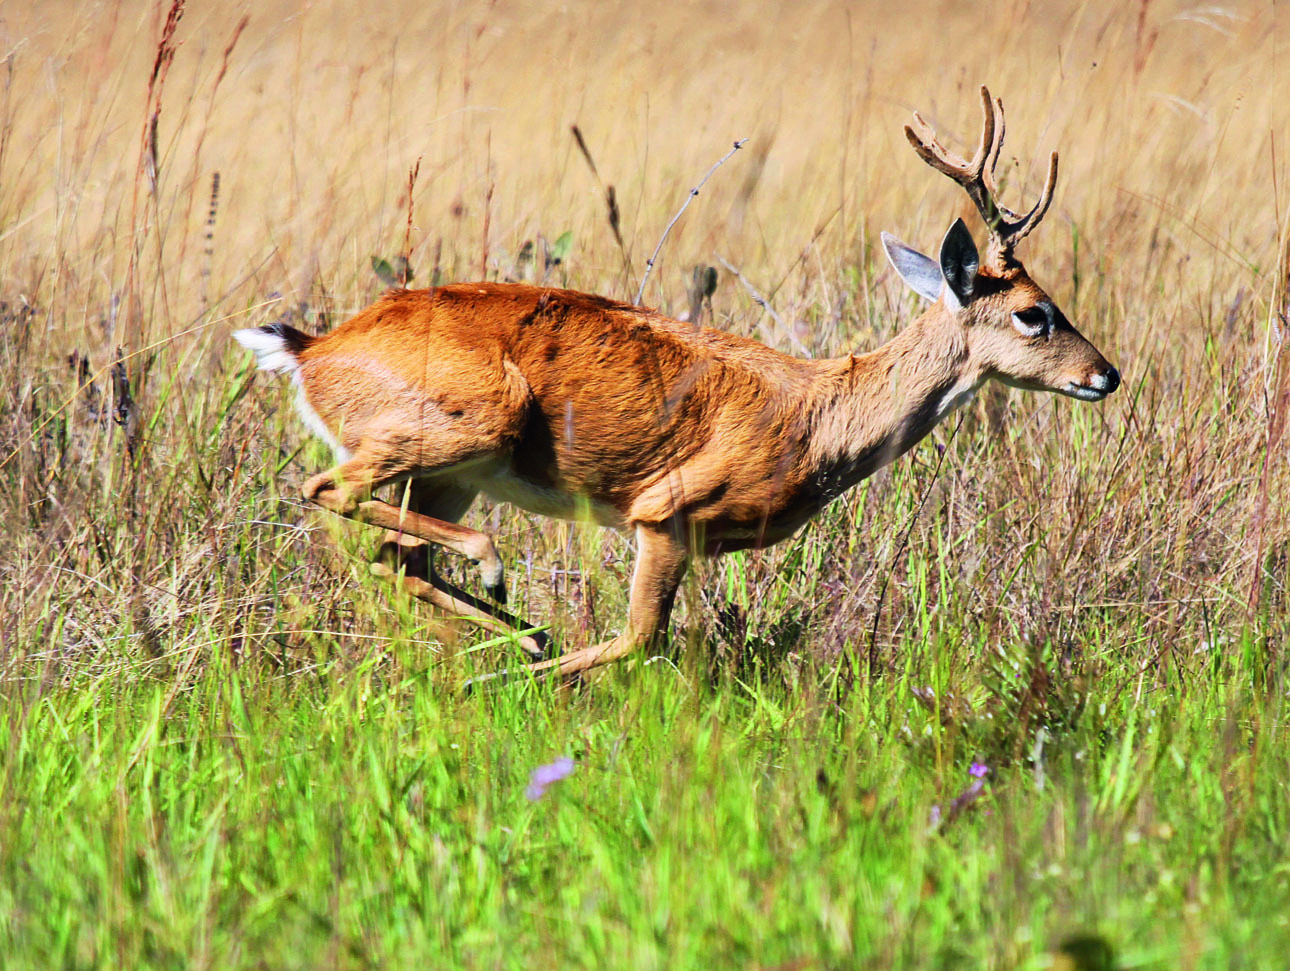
[1060,382,1111,401]
[1061,366,1120,401]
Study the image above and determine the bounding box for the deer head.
[882,86,1120,402]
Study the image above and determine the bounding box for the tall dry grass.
[0,0,1286,680]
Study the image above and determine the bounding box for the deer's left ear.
[939,218,979,311]
[881,232,943,302]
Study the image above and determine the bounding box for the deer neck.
[808,309,983,493]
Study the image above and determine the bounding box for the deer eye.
[1011,305,1049,338]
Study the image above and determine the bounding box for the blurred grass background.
[0,0,1288,967]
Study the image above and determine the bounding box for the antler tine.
[983,94,1012,217]
[1002,150,1059,247]
[904,117,971,181]
[975,85,999,180]
[903,85,999,231]
[981,91,1061,249]
[906,85,994,176]
[905,86,1060,259]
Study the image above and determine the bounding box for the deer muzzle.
[1061,364,1120,401]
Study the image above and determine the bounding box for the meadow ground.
[1,0,1288,967]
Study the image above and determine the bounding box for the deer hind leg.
[372,481,549,658]
[372,478,479,579]
[303,446,509,600]
[467,523,689,687]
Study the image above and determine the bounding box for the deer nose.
[1091,366,1120,394]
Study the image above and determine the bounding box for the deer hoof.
[480,563,507,604]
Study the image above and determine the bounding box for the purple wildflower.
[525,757,575,801]
[969,761,989,779]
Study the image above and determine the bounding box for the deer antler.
[905,85,1058,263]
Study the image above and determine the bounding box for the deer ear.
[939,218,979,310]
[881,232,943,302]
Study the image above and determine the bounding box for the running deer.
[235,87,1118,681]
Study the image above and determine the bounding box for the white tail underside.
[233,328,299,375]
[234,327,350,461]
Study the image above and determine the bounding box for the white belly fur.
[465,466,626,529]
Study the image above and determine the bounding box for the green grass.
[3,0,1290,967]
[1,618,1287,968]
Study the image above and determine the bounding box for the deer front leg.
[466,523,689,688]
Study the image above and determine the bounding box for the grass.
[2,0,1289,967]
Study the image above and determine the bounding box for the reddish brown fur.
[303,284,842,545]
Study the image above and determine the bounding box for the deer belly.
[470,467,626,528]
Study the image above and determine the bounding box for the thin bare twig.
[636,139,747,306]
[715,254,810,357]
